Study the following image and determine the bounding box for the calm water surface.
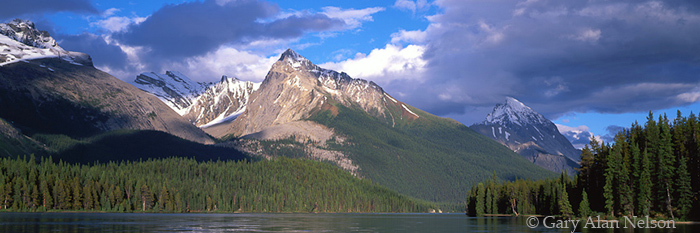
[0,212,697,232]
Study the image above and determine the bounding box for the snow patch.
[384,93,398,103]
[402,104,419,118]
[200,106,247,128]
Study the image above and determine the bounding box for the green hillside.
[309,102,556,202]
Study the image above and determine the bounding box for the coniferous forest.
[0,156,440,213]
[468,111,700,220]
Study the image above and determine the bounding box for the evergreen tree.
[558,182,573,219]
[475,183,485,216]
[676,155,692,220]
[485,188,492,214]
[578,190,592,217]
[658,114,676,219]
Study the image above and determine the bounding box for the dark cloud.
[115,0,344,59]
[57,33,129,70]
[0,0,97,20]
[400,0,700,123]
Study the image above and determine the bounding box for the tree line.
[0,156,438,213]
[468,111,699,220]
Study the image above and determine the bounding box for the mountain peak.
[279,48,305,61]
[484,97,547,127]
[1,19,91,66]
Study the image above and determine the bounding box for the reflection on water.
[0,213,697,232]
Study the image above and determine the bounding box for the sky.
[2,0,700,147]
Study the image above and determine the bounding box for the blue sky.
[2,0,700,146]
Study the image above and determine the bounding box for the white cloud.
[390,29,427,44]
[176,46,278,83]
[555,124,600,149]
[394,0,430,13]
[569,28,601,42]
[678,92,700,102]
[92,16,147,32]
[319,44,426,84]
[321,6,385,29]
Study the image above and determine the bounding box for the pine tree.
[485,188,493,214]
[578,190,592,217]
[558,183,573,219]
[475,183,485,216]
[675,155,692,220]
[658,115,676,219]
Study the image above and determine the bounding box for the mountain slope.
[0,20,213,145]
[219,49,555,202]
[470,97,580,175]
[131,71,260,127]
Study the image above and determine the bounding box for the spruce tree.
[578,190,592,217]
[558,183,573,219]
[658,115,676,219]
[676,155,692,220]
[476,183,485,216]
[485,188,492,214]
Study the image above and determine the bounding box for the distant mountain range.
[470,97,580,175]
[0,19,559,203]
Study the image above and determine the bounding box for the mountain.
[0,19,91,66]
[131,72,260,127]
[0,19,214,145]
[206,49,555,202]
[470,97,580,175]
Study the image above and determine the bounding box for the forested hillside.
[0,156,441,213]
[467,111,700,220]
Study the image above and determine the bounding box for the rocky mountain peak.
[0,19,59,50]
[485,97,548,127]
[1,19,91,66]
[472,97,581,175]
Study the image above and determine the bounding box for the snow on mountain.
[484,97,548,127]
[130,71,209,115]
[0,19,90,66]
[471,97,581,175]
[186,76,260,127]
[130,71,260,127]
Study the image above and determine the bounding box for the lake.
[0,212,697,232]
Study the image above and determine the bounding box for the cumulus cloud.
[320,44,427,84]
[376,0,700,124]
[173,47,278,82]
[321,6,384,29]
[0,0,97,19]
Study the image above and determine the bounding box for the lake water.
[0,212,697,232]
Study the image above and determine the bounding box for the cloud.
[321,6,384,29]
[0,0,97,19]
[114,0,344,59]
[373,0,700,124]
[172,47,278,82]
[555,124,598,149]
[394,0,430,13]
[91,15,147,33]
[320,44,427,84]
[56,33,129,70]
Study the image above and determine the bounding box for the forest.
[467,111,700,220]
[0,156,440,213]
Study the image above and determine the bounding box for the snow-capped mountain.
[130,71,210,115]
[471,97,581,175]
[186,76,260,127]
[0,19,91,66]
[131,71,260,127]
